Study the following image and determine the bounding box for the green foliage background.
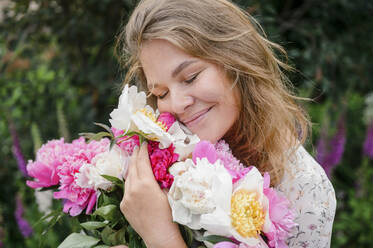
[1,0,372,247]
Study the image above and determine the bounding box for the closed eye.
[184,71,201,84]
[158,90,169,99]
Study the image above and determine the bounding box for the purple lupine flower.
[363,121,373,159]
[325,118,346,167]
[9,120,28,177]
[316,117,346,178]
[14,195,33,238]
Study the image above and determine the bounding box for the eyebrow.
[172,60,197,78]
[149,60,197,89]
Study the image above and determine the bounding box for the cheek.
[157,99,172,114]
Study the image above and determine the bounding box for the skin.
[141,39,240,144]
[117,39,240,247]
[119,144,186,248]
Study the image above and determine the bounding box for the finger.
[122,157,130,181]
[111,245,128,248]
[128,145,139,179]
[124,146,139,192]
[136,141,155,178]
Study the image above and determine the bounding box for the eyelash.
[157,71,201,100]
[184,71,200,84]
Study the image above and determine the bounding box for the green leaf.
[34,208,62,227]
[110,138,117,149]
[139,135,146,145]
[199,235,233,244]
[107,226,127,246]
[179,225,194,247]
[80,221,109,230]
[94,122,114,135]
[101,226,115,245]
[93,204,119,221]
[93,245,110,248]
[101,175,124,189]
[41,211,65,236]
[38,185,59,191]
[99,191,121,206]
[79,132,97,138]
[127,226,145,248]
[91,132,112,141]
[79,131,112,141]
[57,233,100,248]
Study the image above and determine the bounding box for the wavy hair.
[115,0,310,186]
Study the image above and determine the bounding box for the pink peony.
[148,141,179,189]
[192,140,251,183]
[214,241,266,248]
[214,242,238,248]
[157,112,176,131]
[53,137,110,216]
[263,173,297,248]
[214,140,252,183]
[112,127,140,155]
[192,140,217,164]
[26,138,67,188]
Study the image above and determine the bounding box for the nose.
[169,87,194,115]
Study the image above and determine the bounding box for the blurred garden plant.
[1,0,373,247]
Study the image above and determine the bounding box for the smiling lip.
[182,107,213,127]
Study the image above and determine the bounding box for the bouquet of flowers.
[26,85,297,248]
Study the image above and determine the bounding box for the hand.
[120,142,186,248]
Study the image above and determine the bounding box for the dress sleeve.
[276,146,337,248]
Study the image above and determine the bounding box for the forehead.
[139,39,197,86]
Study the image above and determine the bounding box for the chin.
[195,131,222,144]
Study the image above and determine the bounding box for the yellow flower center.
[230,189,265,238]
[138,108,167,132]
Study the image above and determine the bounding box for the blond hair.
[116,0,310,186]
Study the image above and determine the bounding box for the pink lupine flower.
[148,141,179,189]
[157,112,176,131]
[263,173,297,248]
[26,138,67,188]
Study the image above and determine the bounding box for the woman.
[113,0,336,247]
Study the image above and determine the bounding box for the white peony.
[76,145,129,190]
[109,84,146,132]
[168,158,232,230]
[131,106,174,148]
[109,85,175,148]
[199,167,272,247]
[167,122,200,161]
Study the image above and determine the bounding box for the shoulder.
[277,145,336,204]
[276,146,337,247]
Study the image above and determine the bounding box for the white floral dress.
[276,146,337,248]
